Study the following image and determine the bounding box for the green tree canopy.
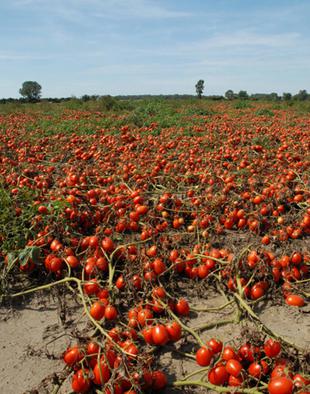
[225,89,235,100]
[195,80,204,99]
[296,89,308,101]
[19,81,42,101]
[282,92,292,101]
[238,90,248,99]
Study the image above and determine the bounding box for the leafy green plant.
[255,108,275,117]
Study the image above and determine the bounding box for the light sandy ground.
[0,292,84,394]
[0,291,309,394]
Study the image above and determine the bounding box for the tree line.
[0,80,309,103]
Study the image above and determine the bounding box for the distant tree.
[238,90,248,99]
[19,81,42,101]
[296,89,308,101]
[283,92,292,101]
[269,92,279,101]
[81,94,91,102]
[195,80,204,99]
[225,89,235,100]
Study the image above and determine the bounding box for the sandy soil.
[0,290,309,394]
[0,291,84,394]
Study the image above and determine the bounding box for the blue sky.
[1,0,310,97]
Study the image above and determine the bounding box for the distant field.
[0,99,309,394]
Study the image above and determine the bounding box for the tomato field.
[0,99,309,394]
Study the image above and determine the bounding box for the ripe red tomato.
[271,364,288,379]
[66,255,80,268]
[207,338,223,354]
[142,327,154,344]
[49,257,63,272]
[86,342,99,356]
[225,359,242,377]
[104,305,118,320]
[151,325,169,346]
[152,258,166,275]
[238,343,254,362]
[101,237,115,252]
[291,252,302,265]
[90,301,105,320]
[166,321,182,342]
[251,283,265,300]
[222,345,237,361]
[248,362,263,378]
[285,294,305,307]
[195,346,213,366]
[96,257,108,271]
[83,279,100,295]
[146,245,157,257]
[93,361,110,385]
[137,308,153,327]
[152,286,166,299]
[71,369,91,393]
[228,374,243,386]
[293,373,309,388]
[268,377,293,394]
[208,365,229,385]
[175,298,190,316]
[152,370,167,390]
[63,346,82,365]
[264,339,281,358]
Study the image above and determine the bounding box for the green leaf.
[18,247,31,267]
[6,252,18,272]
[30,246,41,262]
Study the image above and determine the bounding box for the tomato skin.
[152,258,166,275]
[293,374,309,388]
[225,359,242,377]
[238,343,254,362]
[248,362,263,378]
[63,346,82,365]
[66,255,80,268]
[208,366,229,385]
[137,308,153,327]
[83,279,100,295]
[101,237,115,252]
[72,369,91,393]
[175,298,190,316]
[90,301,105,320]
[104,305,118,320]
[271,364,288,379]
[264,339,281,358]
[196,346,213,366]
[142,327,154,344]
[228,374,243,386]
[166,321,182,342]
[152,286,166,299]
[151,325,169,346]
[285,294,305,307]
[93,361,110,385]
[251,284,265,300]
[222,345,237,361]
[86,342,99,356]
[116,275,125,289]
[49,257,63,272]
[291,252,302,265]
[152,370,167,390]
[207,338,223,354]
[268,377,293,394]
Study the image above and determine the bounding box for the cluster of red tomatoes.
[0,105,309,393]
[64,341,167,393]
[195,338,309,394]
